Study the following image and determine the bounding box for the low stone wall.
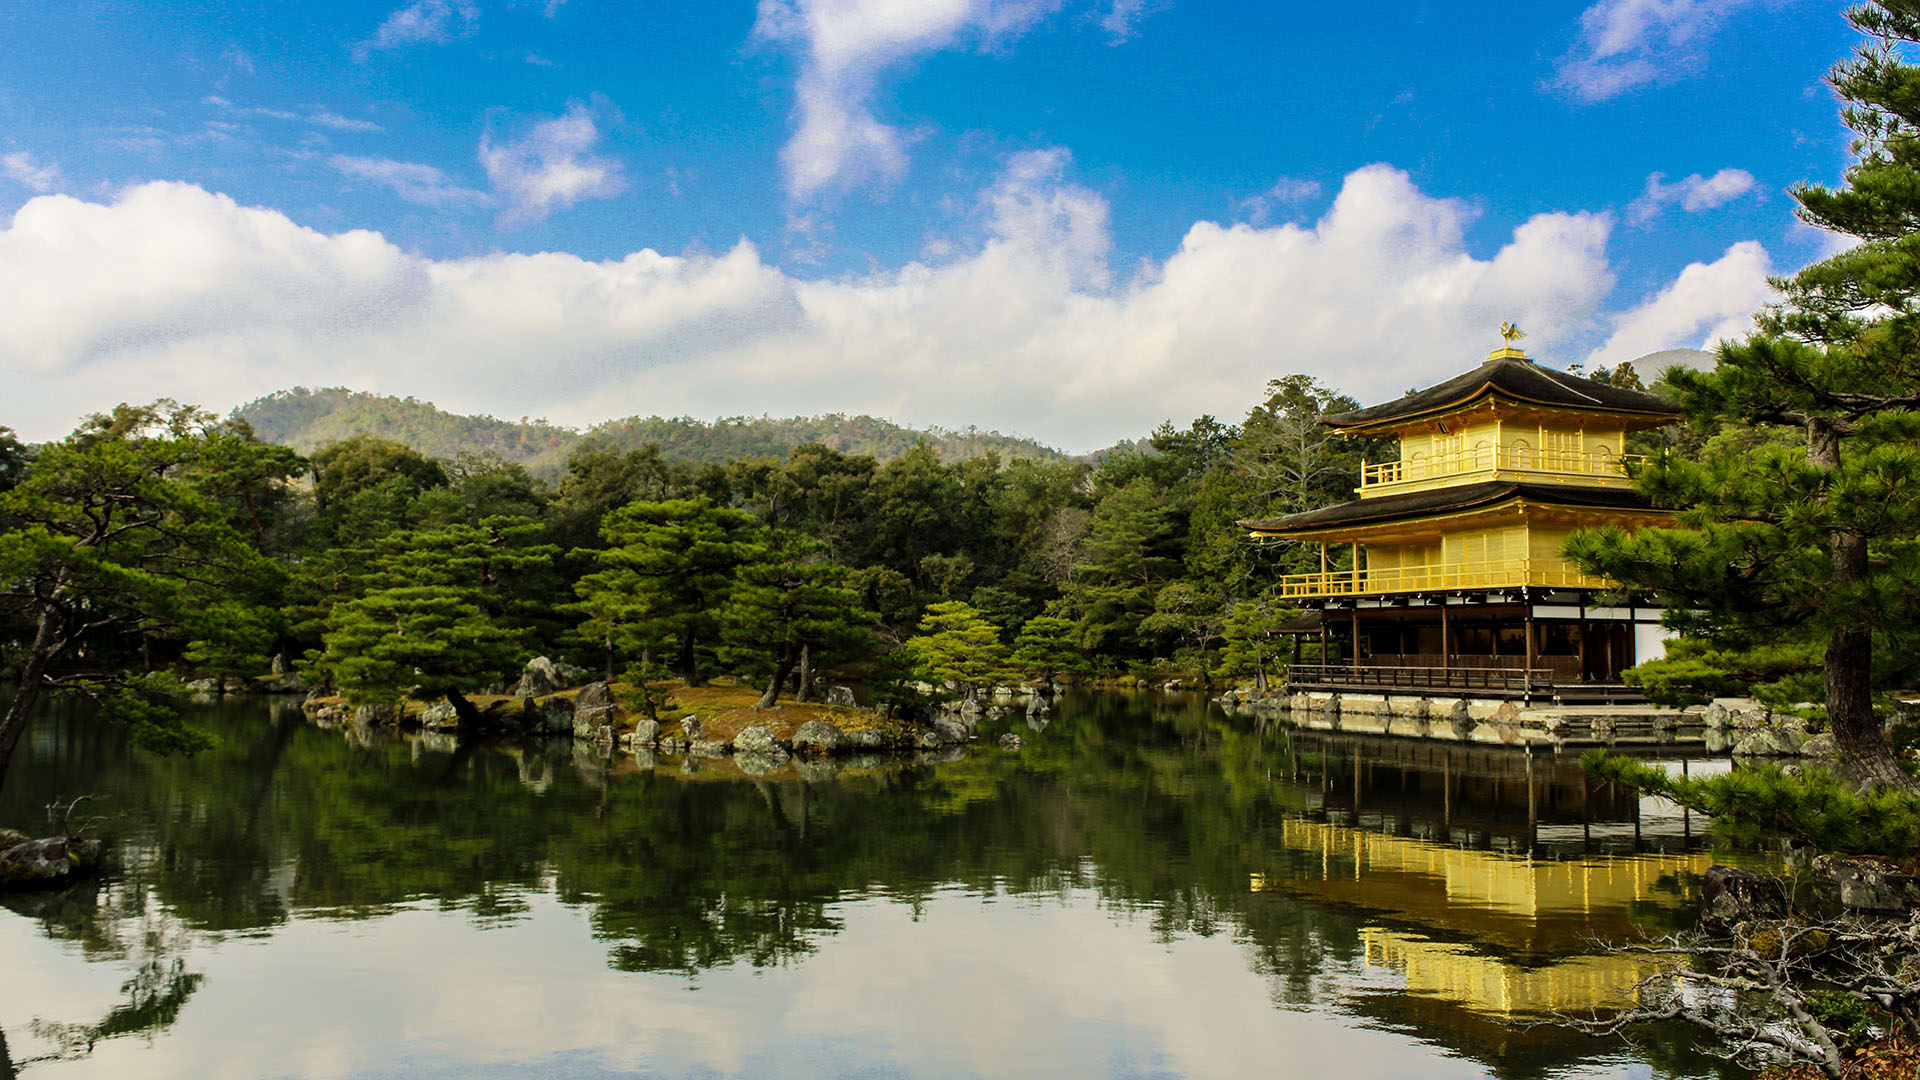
[1221,689,1709,749]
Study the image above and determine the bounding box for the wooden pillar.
[1350,609,1361,672]
[1439,600,1449,671]
[1524,610,1536,694]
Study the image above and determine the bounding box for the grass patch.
[666,684,888,741]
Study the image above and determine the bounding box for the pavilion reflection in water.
[1253,732,1732,1021]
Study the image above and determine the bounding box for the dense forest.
[0,371,1389,767]
[235,387,1066,478]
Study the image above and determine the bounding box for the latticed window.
[1543,428,1582,470]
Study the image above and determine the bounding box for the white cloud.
[1585,240,1773,369]
[1233,176,1324,226]
[1,151,60,192]
[752,0,1062,200]
[330,156,490,209]
[1099,0,1160,42]
[307,109,383,133]
[355,0,479,60]
[1552,0,1764,101]
[0,163,1703,452]
[478,103,625,224]
[1626,167,1756,224]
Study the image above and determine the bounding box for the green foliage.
[577,497,763,685]
[1010,616,1091,685]
[1585,752,1920,856]
[1,402,284,780]
[313,585,524,707]
[1214,601,1296,686]
[615,662,688,726]
[235,386,1061,480]
[906,600,1016,696]
[1614,637,1827,709]
[1065,478,1181,654]
[0,426,28,493]
[304,517,557,709]
[1568,3,1920,781]
[716,532,874,706]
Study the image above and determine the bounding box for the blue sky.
[0,0,1865,449]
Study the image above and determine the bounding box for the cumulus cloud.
[1552,0,1764,101]
[478,103,625,224]
[1585,240,1773,369]
[753,0,1061,200]
[1232,176,1324,226]
[1,151,60,192]
[1627,167,1756,224]
[330,156,490,208]
[355,0,478,60]
[0,163,1774,450]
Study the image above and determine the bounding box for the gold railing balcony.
[1359,448,1645,491]
[1278,557,1609,599]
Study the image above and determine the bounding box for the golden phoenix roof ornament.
[1499,321,1525,345]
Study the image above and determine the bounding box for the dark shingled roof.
[1238,480,1660,534]
[1322,356,1679,430]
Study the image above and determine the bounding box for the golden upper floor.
[1326,344,1677,498]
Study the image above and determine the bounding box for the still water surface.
[0,694,1743,1079]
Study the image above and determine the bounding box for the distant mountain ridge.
[232,388,1066,475]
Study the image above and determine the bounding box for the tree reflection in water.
[0,692,1750,1079]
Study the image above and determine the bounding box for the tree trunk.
[756,646,797,709]
[0,606,61,793]
[795,644,814,703]
[678,634,702,688]
[1811,421,1915,791]
[445,689,484,729]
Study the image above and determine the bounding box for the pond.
[0,693,1746,1079]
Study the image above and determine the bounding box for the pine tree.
[1009,615,1091,687]
[1572,0,1920,790]
[717,532,874,708]
[906,600,1016,699]
[0,403,284,788]
[579,497,762,686]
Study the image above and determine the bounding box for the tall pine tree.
[1572,0,1920,789]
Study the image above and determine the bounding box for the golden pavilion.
[1241,330,1678,702]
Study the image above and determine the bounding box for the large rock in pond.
[1699,866,1788,934]
[845,729,886,750]
[0,836,104,890]
[998,733,1023,750]
[419,701,461,731]
[931,718,968,745]
[573,705,617,741]
[623,717,661,747]
[516,656,563,698]
[734,725,787,756]
[575,682,613,710]
[791,720,846,755]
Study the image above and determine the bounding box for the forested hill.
[233,388,1065,474]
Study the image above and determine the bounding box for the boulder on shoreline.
[792,720,846,755]
[0,835,104,890]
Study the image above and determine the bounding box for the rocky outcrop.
[998,733,1023,750]
[1816,855,1920,912]
[734,725,788,756]
[0,835,104,890]
[516,656,564,698]
[419,701,460,731]
[792,720,846,755]
[824,685,858,708]
[931,718,968,745]
[1699,866,1789,934]
[622,717,661,747]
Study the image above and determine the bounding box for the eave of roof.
[1321,357,1679,431]
[1237,480,1660,534]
